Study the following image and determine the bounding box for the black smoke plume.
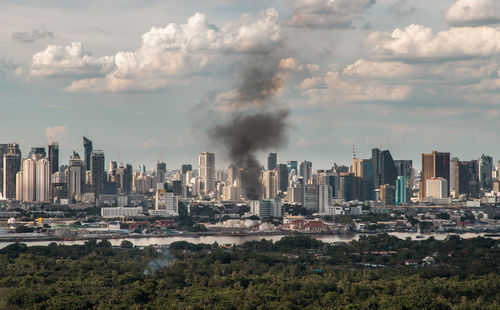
[212,62,289,200]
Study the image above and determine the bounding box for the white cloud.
[366,24,500,60]
[31,42,115,77]
[279,57,319,72]
[342,59,415,78]
[446,0,500,26]
[32,9,282,92]
[287,0,376,28]
[303,71,411,105]
[45,126,68,143]
[387,0,416,16]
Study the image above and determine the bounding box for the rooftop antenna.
[352,145,357,160]
[117,151,123,166]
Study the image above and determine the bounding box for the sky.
[1,0,500,171]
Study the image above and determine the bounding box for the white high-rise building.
[199,152,215,194]
[303,184,318,211]
[250,198,281,218]
[153,183,178,216]
[318,184,332,214]
[36,158,51,202]
[16,171,23,200]
[68,154,84,199]
[426,177,448,199]
[22,157,36,202]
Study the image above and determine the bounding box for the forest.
[0,234,499,309]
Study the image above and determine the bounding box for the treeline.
[0,235,499,309]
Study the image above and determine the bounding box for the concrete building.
[48,142,59,174]
[250,198,281,218]
[395,176,407,205]
[83,137,93,171]
[91,150,105,197]
[299,160,312,183]
[36,158,51,202]
[68,152,84,199]
[3,144,21,199]
[22,157,36,202]
[420,151,450,199]
[287,184,303,204]
[426,177,448,199]
[262,170,276,199]
[101,206,143,218]
[303,184,318,211]
[267,153,277,171]
[155,183,178,216]
[318,184,332,214]
[479,154,493,191]
[199,152,215,194]
[380,184,395,205]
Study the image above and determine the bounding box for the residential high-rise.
[303,184,318,211]
[156,161,166,183]
[91,150,105,197]
[199,152,215,194]
[22,157,36,202]
[228,164,237,185]
[262,170,276,199]
[420,151,450,199]
[426,177,448,199]
[267,153,277,171]
[36,158,51,202]
[16,171,23,200]
[48,142,59,174]
[83,136,93,171]
[3,144,21,199]
[479,154,493,191]
[450,157,459,197]
[68,152,84,199]
[0,144,9,197]
[318,184,332,214]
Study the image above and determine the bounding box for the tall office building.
[372,148,398,189]
[479,154,493,191]
[28,147,46,158]
[267,153,277,171]
[156,161,167,183]
[36,158,51,202]
[395,176,407,205]
[457,160,480,198]
[420,151,450,199]
[117,164,133,194]
[227,164,237,185]
[68,152,84,199]
[0,144,8,197]
[181,164,192,175]
[22,157,37,202]
[299,160,312,183]
[380,184,395,205]
[318,172,339,199]
[287,161,298,174]
[275,164,288,192]
[338,173,355,202]
[353,158,374,201]
[262,170,276,199]
[48,142,59,174]
[199,152,215,194]
[83,136,93,171]
[450,157,459,197]
[395,159,413,189]
[91,150,105,197]
[3,144,21,199]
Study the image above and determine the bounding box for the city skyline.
[2,0,500,169]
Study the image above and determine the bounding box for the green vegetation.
[0,235,499,309]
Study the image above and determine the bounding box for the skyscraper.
[372,148,398,189]
[479,154,493,191]
[318,184,332,214]
[68,152,84,199]
[156,161,166,183]
[275,164,289,192]
[267,153,277,171]
[199,152,215,194]
[83,136,93,171]
[181,164,192,175]
[117,164,133,194]
[91,150,105,197]
[395,159,413,189]
[262,170,276,199]
[299,160,312,183]
[22,157,36,202]
[48,142,59,174]
[395,176,407,205]
[3,144,21,199]
[0,144,8,197]
[353,158,374,201]
[457,160,480,198]
[36,158,51,202]
[287,161,298,174]
[420,151,450,199]
[29,147,46,158]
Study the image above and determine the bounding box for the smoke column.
[212,61,289,200]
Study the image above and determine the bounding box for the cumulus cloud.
[446,0,500,26]
[342,59,415,78]
[33,9,282,92]
[366,24,500,61]
[287,0,376,28]
[387,0,416,16]
[302,71,411,105]
[30,42,115,77]
[12,28,54,43]
[45,126,68,143]
[279,57,319,72]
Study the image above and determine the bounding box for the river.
[0,232,498,249]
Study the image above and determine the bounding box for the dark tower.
[48,142,59,174]
[267,153,277,171]
[83,136,93,171]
